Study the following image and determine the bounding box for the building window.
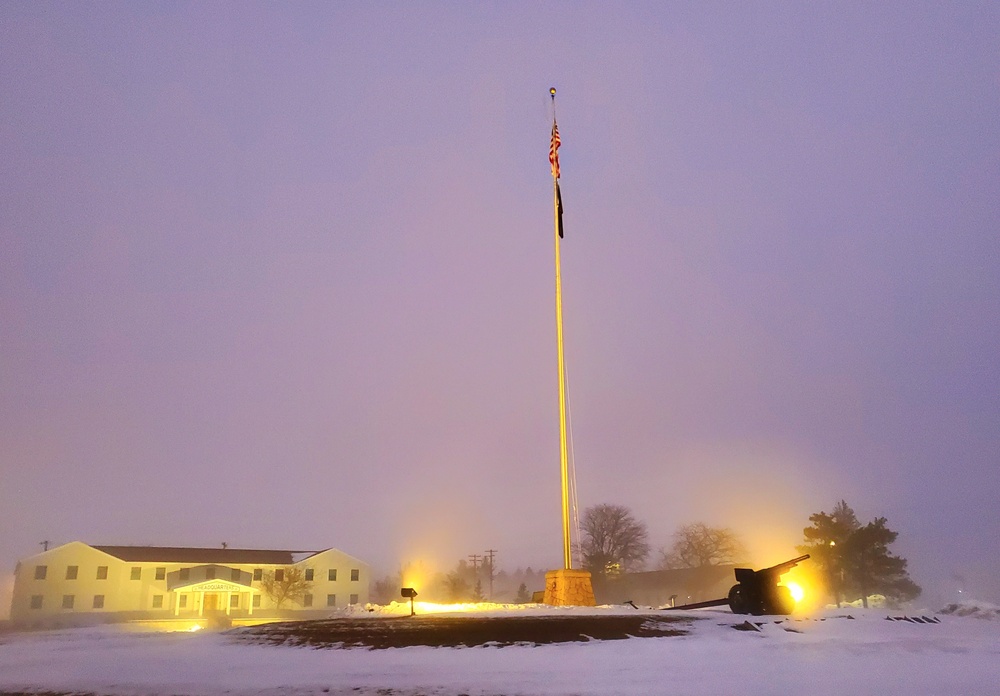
[230,595,239,608]
[303,593,313,607]
[34,565,47,580]
[275,569,285,582]
[231,568,241,582]
[179,568,190,582]
[206,567,216,580]
[130,567,141,580]
[349,594,359,605]
[179,595,188,609]
[62,595,75,610]
[30,595,43,610]
[155,567,166,581]
[350,569,359,582]
[304,568,314,582]
[152,595,164,609]
[253,568,262,581]
[252,595,261,608]
[326,594,336,607]
[97,566,108,580]
[328,569,337,582]
[66,565,78,580]
[93,595,105,609]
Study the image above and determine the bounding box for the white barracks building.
[10,541,370,628]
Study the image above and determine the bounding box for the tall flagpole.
[550,87,572,571]
[542,88,594,605]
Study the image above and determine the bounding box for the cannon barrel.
[734,553,809,584]
[759,553,810,576]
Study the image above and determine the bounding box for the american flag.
[549,122,561,179]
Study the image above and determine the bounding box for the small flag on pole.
[556,181,564,238]
[549,122,561,179]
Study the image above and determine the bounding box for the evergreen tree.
[515,582,530,604]
[799,501,920,607]
[444,572,470,602]
[798,500,860,606]
[843,517,921,607]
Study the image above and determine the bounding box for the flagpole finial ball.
[550,87,557,96]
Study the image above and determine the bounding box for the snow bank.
[1,607,999,695]
[357,600,631,617]
[939,599,1000,620]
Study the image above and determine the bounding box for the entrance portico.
[170,578,260,616]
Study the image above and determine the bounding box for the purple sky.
[2,2,999,609]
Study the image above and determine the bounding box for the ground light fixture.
[401,587,417,616]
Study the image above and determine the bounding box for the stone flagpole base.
[543,568,596,606]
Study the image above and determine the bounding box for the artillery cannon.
[664,554,809,616]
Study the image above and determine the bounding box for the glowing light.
[782,581,805,603]
[416,601,478,614]
[387,601,500,615]
[400,560,433,594]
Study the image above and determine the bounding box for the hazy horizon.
[3,2,999,614]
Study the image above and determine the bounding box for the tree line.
[260,499,920,609]
[579,499,920,607]
[370,561,544,605]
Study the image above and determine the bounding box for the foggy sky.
[2,2,999,611]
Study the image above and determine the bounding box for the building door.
[204,593,219,611]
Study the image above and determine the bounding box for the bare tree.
[658,523,749,569]
[371,574,400,605]
[579,504,650,576]
[260,567,312,608]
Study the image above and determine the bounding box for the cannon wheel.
[765,584,795,615]
[727,584,750,614]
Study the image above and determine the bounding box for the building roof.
[92,546,320,565]
[594,565,738,606]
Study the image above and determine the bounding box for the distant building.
[593,565,738,607]
[10,541,370,629]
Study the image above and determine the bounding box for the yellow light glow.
[782,581,805,603]
[400,560,434,595]
[415,601,480,614]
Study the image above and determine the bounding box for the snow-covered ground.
[2,601,999,696]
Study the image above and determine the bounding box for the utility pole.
[40,540,49,552]
[484,549,498,601]
[468,554,482,601]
